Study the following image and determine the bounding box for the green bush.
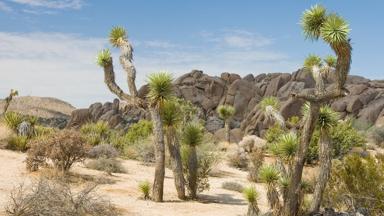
[80,121,111,146]
[306,120,365,164]
[3,111,23,132]
[124,120,153,144]
[138,181,151,200]
[264,123,286,144]
[6,135,28,151]
[86,158,125,174]
[370,127,384,147]
[324,154,384,215]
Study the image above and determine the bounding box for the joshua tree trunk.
[224,120,230,143]
[247,202,260,216]
[2,90,17,114]
[310,131,332,213]
[267,185,282,216]
[284,103,320,215]
[150,108,165,202]
[165,128,186,200]
[188,145,198,199]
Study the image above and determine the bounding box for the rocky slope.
[68,69,384,136]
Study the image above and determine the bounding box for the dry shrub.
[5,178,119,216]
[221,181,244,193]
[86,158,125,174]
[228,150,248,169]
[26,129,89,172]
[248,148,264,182]
[87,144,119,159]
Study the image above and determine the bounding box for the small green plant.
[259,165,280,184]
[259,97,280,111]
[264,123,286,144]
[138,181,151,200]
[370,127,384,147]
[243,186,260,216]
[124,120,153,144]
[96,49,112,67]
[222,181,244,193]
[6,135,28,151]
[3,111,23,132]
[80,121,110,146]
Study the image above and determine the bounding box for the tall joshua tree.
[182,122,203,199]
[259,165,282,216]
[217,105,235,143]
[2,89,18,114]
[161,99,186,200]
[96,27,172,202]
[309,105,338,212]
[284,5,352,215]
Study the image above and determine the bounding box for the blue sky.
[0,0,383,107]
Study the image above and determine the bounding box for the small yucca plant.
[304,54,322,69]
[147,72,173,108]
[182,123,203,147]
[243,186,258,203]
[217,105,235,120]
[259,96,280,111]
[258,165,280,185]
[138,181,151,200]
[3,111,23,132]
[96,49,112,67]
[109,26,127,47]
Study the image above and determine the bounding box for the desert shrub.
[125,120,153,144]
[264,123,286,144]
[243,186,259,203]
[248,148,264,182]
[33,125,55,137]
[138,180,151,200]
[370,127,384,147]
[3,111,23,132]
[80,121,110,146]
[87,144,119,159]
[324,154,384,215]
[86,158,125,174]
[306,121,365,164]
[6,135,28,151]
[26,130,89,172]
[5,178,119,216]
[222,181,244,193]
[228,150,248,169]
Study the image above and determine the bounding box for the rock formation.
[67,69,384,136]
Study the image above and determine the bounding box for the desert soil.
[0,148,274,216]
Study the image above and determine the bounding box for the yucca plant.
[270,133,299,174]
[259,165,282,215]
[259,97,285,128]
[243,186,260,216]
[80,121,110,146]
[3,111,23,132]
[138,181,151,200]
[182,122,203,199]
[161,99,186,200]
[2,89,18,114]
[216,105,235,143]
[285,5,352,215]
[147,72,173,108]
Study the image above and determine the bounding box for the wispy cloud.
[0,1,13,12]
[10,0,84,9]
[0,30,299,107]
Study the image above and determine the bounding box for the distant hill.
[0,96,75,118]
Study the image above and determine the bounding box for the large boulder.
[358,97,384,125]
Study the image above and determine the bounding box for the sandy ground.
[0,148,272,216]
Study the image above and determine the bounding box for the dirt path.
[0,149,270,216]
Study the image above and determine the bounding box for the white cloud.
[0,1,13,12]
[0,30,299,108]
[9,0,83,9]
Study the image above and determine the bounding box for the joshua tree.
[2,89,18,114]
[161,99,186,200]
[243,186,260,216]
[217,105,235,143]
[182,122,203,199]
[259,97,285,128]
[309,105,339,212]
[284,5,352,215]
[270,133,299,176]
[259,165,282,216]
[96,27,173,202]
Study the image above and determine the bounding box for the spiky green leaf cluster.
[182,123,203,147]
[301,102,310,117]
[147,72,173,107]
[96,49,112,67]
[259,165,280,185]
[217,105,235,120]
[301,5,350,44]
[161,99,182,127]
[320,14,350,44]
[318,105,339,130]
[304,54,322,68]
[138,180,151,199]
[259,97,280,112]
[301,4,327,40]
[243,186,259,203]
[270,133,298,160]
[324,55,337,67]
[109,26,127,47]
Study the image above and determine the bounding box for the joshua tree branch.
[118,40,139,97]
